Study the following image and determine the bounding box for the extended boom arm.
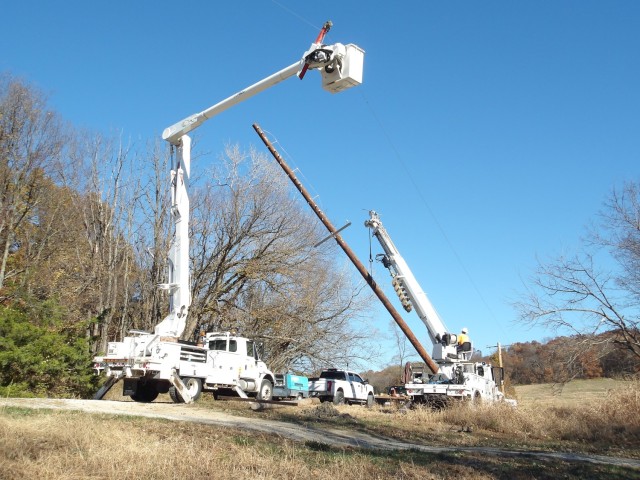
[156,23,364,338]
[366,211,459,361]
[163,21,364,145]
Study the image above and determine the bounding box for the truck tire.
[184,377,203,401]
[366,393,375,408]
[256,379,273,401]
[169,377,203,403]
[333,389,345,405]
[130,384,159,403]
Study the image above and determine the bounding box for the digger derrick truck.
[93,22,365,403]
[365,211,509,407]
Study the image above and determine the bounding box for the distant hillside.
[363,332,638,392]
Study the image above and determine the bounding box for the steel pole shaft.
[253,123,438,374]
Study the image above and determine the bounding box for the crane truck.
[365,211,513,407]
[92,22,365,403]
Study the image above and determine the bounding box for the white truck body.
[404,361,506,406]
[308,369,375,406]
[94,331,274,403]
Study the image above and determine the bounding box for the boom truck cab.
[365,210,513,407]
[92,22,365,403]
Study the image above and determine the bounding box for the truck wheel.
[366,393,375,408]
[130,384,159,403]
[296,392,303,400]
[184,377,203,401]
[169,377,203,403]
[169,386,182,403]
[333,390,345,406]
[257,379,273,401]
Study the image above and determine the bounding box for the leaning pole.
[253,123,439,374]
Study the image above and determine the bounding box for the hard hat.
[461,327,468,334]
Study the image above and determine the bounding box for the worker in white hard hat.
[457,327,471,359]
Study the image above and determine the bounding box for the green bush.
[0,298,98,398]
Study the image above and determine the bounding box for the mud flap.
[169,370,194,404]
[93,373,123,400]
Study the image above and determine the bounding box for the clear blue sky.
[3,1,639,368]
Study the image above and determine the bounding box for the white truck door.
[242,339,259,382]
[350,373,366,400]
[207,338,239,385]
[354,375,367,400]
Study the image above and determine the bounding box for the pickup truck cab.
[308,368,375,406]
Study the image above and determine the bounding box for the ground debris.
[308,402,354,421]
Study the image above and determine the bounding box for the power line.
[358,89,508,338]
[270,0,321,31]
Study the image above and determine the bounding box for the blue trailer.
[273,373,309,400]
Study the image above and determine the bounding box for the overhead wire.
[267,0,507,343]
[270,0,321,31]
[358,89,509,340]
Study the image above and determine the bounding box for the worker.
[457,327,470,347]
[457,327,471,359]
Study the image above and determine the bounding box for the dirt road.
[1,397,639,470]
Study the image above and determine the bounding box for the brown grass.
[0,409,494,480]
[229,380,640,456]
[1,379,639,479]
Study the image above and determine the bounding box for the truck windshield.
[320,371,346,380]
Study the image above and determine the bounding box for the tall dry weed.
[428,381,640,446]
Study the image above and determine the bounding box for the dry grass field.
[513,377,629,407]
[1,379,639,480]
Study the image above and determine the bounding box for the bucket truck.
[365,211,512,407]
[92,22,365,403]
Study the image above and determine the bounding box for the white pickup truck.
[308,368,375,406]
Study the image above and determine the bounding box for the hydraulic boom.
[365,211,460,363]
[158,22,364,337]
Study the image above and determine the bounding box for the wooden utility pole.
[253,123,439,374]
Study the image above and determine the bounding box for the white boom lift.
[93,22,365,403]
[365,210,513,406]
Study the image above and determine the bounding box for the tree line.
[0,73,373,396]
[2,71,638,397]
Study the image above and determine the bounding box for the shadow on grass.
[303,441,640,480]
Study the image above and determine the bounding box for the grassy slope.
[1,378,638,480]
[514,378,628,407]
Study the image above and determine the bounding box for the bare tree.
[389,320,418,382]
[0,75,67,290]
[129,139,172,334]
[186,144,374,370]
[516,181,640,364]
[62,132,141,354]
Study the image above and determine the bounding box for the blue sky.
[3,1,639,368]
